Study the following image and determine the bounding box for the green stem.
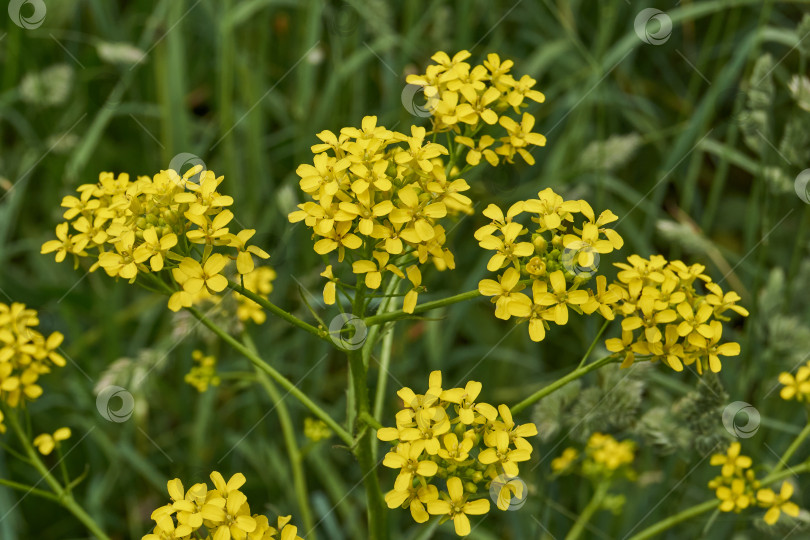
[627,463,810,540]
[347,285,388,540]
[252,366,316,539]
[0,477,61,503]
[361,275,400,370]
[511,355,619,415]
[565,481,609,540]
[372,320,395,422]
[578,319,611,368]
[771,421,810,476]
[185,306,353,446]
[626,499,720,540]
[363,288,481,326]
[4,410,111,540]
[227,281,328,343]
[359,411,384,431]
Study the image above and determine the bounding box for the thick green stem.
[227,281,328,343]
[511,355,619,415]
[363,288,481,326]
[186,306,353,446]
[5,411,111,540]
[565,481,609,540]
[247,338,316,539]
[348,284,388,540]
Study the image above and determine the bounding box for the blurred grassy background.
[2,0,810,538]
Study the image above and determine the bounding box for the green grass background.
[1,0,810,538]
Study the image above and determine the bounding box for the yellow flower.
[33,427,71,455]
[456,135,499,167]
[478,267,525,320]
[716,478,754,512]
[173,255,229,295]
[320,265,337,305]
[710,442,752,478]
[496,113,546,165]
[403,265,422,314]
[135,228,178,272]
[778,362,810,401]
[383,441,439,491]
[427,476,490,536]
[477,222,534,272]
[686,320,740,374]
[478,429,531,476]
[226,229,270,275]
[534,270,589,326]
[757,482,800,525]
[41,222,87,262]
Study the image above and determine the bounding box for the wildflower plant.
[18,47,805,540]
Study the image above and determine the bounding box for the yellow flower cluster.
[778,361,810,401]
[41,167,270,313]
[303,417,331,442]
[709,442,799,524]
[551,433,635,479]
[0,302,67,433]
[33,427,71,455]
[477,189,624,342]
[289,116,473,313]
[143,471,304,540]
[185,350,220,392]
[406,51,547,165]
[606,255,748,374]
[377,371,537,536]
